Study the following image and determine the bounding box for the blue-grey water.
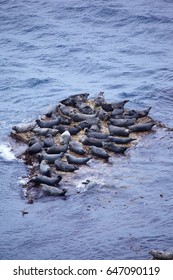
[0,0,173,259]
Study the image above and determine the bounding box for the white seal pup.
[60,130,71,144]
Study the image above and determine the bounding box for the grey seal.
[27,141,43,154]
[90,146,110,159]
[86,131,109,139]
[31,174,62,186]
[66,154,92,165]
[41,184,67,196]
[69,111,99,122]
[106,136,136,144]
[46,144,68,154]
[102,142,128,154]
[77,118,100,130]
[43,134,54,147]
[111,108,124,117]
[36,117,61,128]
[129,122,155,132]
[39,160,51,177]
[38,152,64,163]
[108,125,131,137]
[54,159,79,172]
[81,136,103,147]
[33,127,59,136]
[149,250,173,260]
[69,141,86,155]
[60,93,89,106]
[12,121,36,133]
[109,118,136,127]
[94,91,105,107]
[75,101,95,114]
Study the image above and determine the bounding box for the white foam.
[0,144,16,161]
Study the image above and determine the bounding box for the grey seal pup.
[66,154,92,165]
[60,130,71,144]
[54,159,79,172]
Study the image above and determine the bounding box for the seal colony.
[11,92,156,201]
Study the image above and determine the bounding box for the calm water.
[0,0,173,259]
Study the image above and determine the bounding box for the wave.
[0,144,16,161]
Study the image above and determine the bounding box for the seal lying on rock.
[39,160,51,177]
[12,121,36,133]
[27,141,43,154]
[66,154,92,165]
[38,152,64,163]
[69,141,86,155]
[41,184,67,196]
[45,144,68,154]
[60,93,89,106]
[108,125,131,137]
[129,122,155,132]
[54,159,79,172]
[90,146,110,159]
[31,174,62,186]
[36,117,61,128]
